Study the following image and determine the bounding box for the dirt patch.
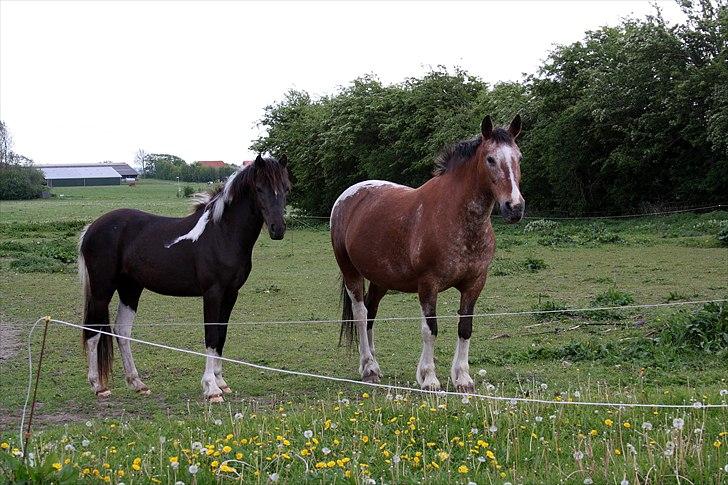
[0,317,24,361]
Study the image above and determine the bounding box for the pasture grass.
[1,179,727,482]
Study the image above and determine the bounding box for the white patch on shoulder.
[330,180,404,226]
[212,166,248,222]
[165,210,211,248]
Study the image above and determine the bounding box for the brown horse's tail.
[79,224,114,389]
[339,277,356,347]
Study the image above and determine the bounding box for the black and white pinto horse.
[79,155,290,402]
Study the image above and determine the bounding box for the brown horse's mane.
[190,157,289,214]
[433,128,513,176]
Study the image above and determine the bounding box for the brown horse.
[331,115,524,392]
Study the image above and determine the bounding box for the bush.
[660,302,728,353]
[0,164,45,200]
[9,254,69,273]
[524,219,559,233]
[182,185,195,197]
[718,226,728,247]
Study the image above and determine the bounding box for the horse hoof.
[362,373,380,384]
[96,389,111,398]
[207,394,224,403]
[457,384,475,394]
[137,388,151,395]
[221,386,232,394]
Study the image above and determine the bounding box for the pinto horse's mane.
[190,157,289,220]
[433,128,513,176]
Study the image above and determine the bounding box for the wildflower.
[0,442,8,450]
[720,389,728,396]
[219,464,236,473]
[627,443,636,455]
[392,454,401,464]
[589,429,598,437]
[584,479,594,485]
[642,422,653,431]
[322,447,331,455]
[303,430,313,439]
[672,418,685,430]
[489,425,498,433]
[327,460,336,468]
[191,441,203,451]
[85,420,93,427]
[188,464,199,475]
[438,451,449,461]
[269,473,279,482]
[604,419,613,427]
[478,369,487,377]
[52,463,62,471]
[623,422,631,429]
[213,419,222,425]
[540,383,548,390]
[362,392,369,398]
[64,444,76,452]
[117,470,125,478]
[222,445,232,453]
[724,464,728,472]
[234,412,244,420]
[573,450,584,461]
[573,390,581,398]
[361,435,369,443]
[211,460,219,468]
[714,440,723,448]
[470,427,479,435]
[621,479,629,485]
[175,482,185,485]
[615,448,622,456]
[535,416,543,422]
[458,464,469,474]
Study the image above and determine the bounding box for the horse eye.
[486,156,495,165]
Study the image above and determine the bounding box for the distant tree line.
[253,0,728,216]
[138,152,237,183]
[0,121,45,200]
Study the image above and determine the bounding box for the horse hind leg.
[364,283,387,357]
[83,289,115,397]
[344,275,382,383]
[115,282,150,394]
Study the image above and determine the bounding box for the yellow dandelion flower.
[589,429,598,437]
[117,470,125,478]
[315,461,326,469]
[714,440,722,448]
[64,458,70,464]
[52,463,62,471]
[226,434,233,440]
[500,472,507,478]
[486,450,495,460]
[102,463,110,469]
[169,456,178,463]
[431,461,440,469]
[235,452,243,460]
[0,443,9,450]
[362,392,369,398]
[623,422,631,429]
[361,435,369,444]
[438,451,449,461]
[614,448,622,456]
[326,460,335,468]
[211,460,219,468]
[222,446,232,453]
[132,464,141,471]
[604,419,614,427]
[220,464,236,473]
[344,470,352,478]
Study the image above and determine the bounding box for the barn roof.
[40,166,122,180]
[37,163,138,177]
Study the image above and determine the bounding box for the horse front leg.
[214,291,238,395]
[202,288,225,402]
[451,280,485,393]
[416,284,440,391]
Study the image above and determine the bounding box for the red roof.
[198,160,226,168]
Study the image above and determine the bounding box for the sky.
[0,1,685,166]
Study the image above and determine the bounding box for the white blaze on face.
[496,144,522,205]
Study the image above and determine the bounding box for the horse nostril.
[505,201,512,211]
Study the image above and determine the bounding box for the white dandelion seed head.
[365,479,376,485]
[85,420,93,427]
[171,461,179,470]
[322,447,331,455]
[692,401,703,409]
[234,413,244,421]
[627,443,636,455]
[392,454,401,464]
[540,383,548,390]
[462,396,470,404]
[664,447,674,457]
[188,464,199,475]
[160,436,167,444]
[584,479,594,485]
[672,418,685,430]
[535,416,544,422]
[509,399,517,406]
[621,479,629,485]
[477,456,486,463]
[82,439,90,447]
[642,422,653,431]
[478,369,487,377]
[330,423,338,430]
[303,430,313,439]
[489,425,498,433]
[694,428,703,435]
[573,450,584,461]
[213,419,222,426]
[191,441,203,451]
[269,472,279,482]
[720,389,728,396]
[64,444,75,452]
[175,481,185,485]
[471,427,479,435]
[486,383,496,391]
[386,394,393,400]
[724,464,728,472]
[573,390,581,398]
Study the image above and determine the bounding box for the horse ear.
[254,154,264,167]
[508,114,522,139]
[481,115,493,139]
[278,154,288,167]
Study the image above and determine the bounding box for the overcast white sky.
[1,0,684,166]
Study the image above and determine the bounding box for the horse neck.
[433,156,495,228]
[213,189,264,248]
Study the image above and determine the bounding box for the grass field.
[1,179,727,483]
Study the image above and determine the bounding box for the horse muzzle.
[268,223,286,240]
[500,201,525,224]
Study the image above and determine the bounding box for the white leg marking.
[202,347,224,402]
[114,303,149,394]
[451,337,474,392]
[416,312,440,390]
[213,352,230,393]
[166,210,211,248]
[367,327,375,356]
[86,334,108,395]
[347,289,381,382]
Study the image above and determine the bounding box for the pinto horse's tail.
[79,224,114,389]
[339,277,356,347]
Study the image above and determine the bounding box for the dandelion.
[489,425,498,433]
[188,464,199,475]
[457,464,469,474]
[478,369,487,377]
[269,473,279,482]
[322,447,331,455]
[573,450,584,461]
[64,444,76,452]
[234,413,244,420]
[191,441,203,452]
[573,390,581,398]
[486,383,496,391]
[392,454,401,464]
[584,479,594,485]
[724,464,728,472]
[362,392,369,399]
[470,427,479,435]
[303,430,313,439]
[540,383,548,390]
[623,422,631,429]
[85,420,93,427]
[175,482,185,485]
[222,445,232,453]
[642,422,653,431]
[627,443,636,455]
[714,440,723,448]
[0,442,8,450]
[477,456,486,463]
[672,418,685,430]
[604,419,613,427]
[462,396,470,404]
[52,463,62,471]
[535,416,543,422]
[693,401,703,409]
[213,419,222,426]
[621,479,629,485]
[720,389,728,396]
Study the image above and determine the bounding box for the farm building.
[197,160,226,168]
[38,163,138,187]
